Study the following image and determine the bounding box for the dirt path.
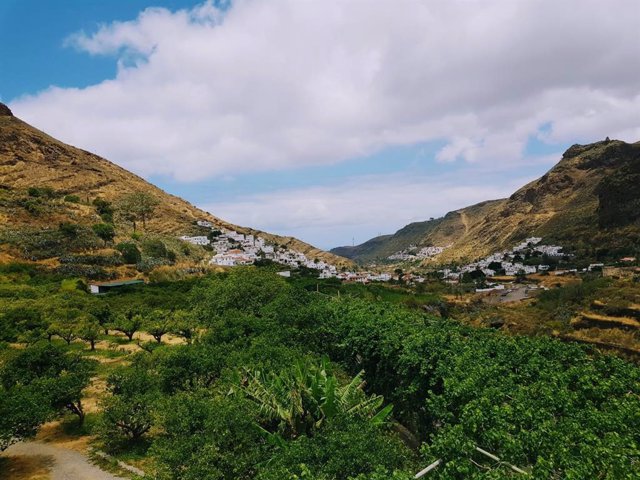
[458,210,470,235]
[1,442,125,480]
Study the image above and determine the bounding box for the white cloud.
[8,0,640,181]
[203,170,537,249]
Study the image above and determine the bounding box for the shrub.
[116,243,141,264]
[60,278,87,292]
[92,223,115,246]
[21,199,43,215]
[64,195,81,203]
[27,186,56,198]
[59,222,80,238]
[142,238,168,259]
[92,198,114,216]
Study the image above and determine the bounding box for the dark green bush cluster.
[92,197,116,224]
[116,242,142,264]
[27,186,58,198]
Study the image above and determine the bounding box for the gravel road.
[2,441,126,480]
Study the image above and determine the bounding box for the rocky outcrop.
[0,103,13,117]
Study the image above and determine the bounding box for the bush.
[92,198,114,216]
[27,186,56,198]
[116,243,141,264]
[59,222,80,238]
[21,199,44,215]
[60,278,87,292]
[142,239,168,259]
[92,223,115,245]
[64,195,81,203]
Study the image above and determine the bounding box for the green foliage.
[256,417,411,480]
[1,226,102,260]
[60,278,87,292]
[77,318,102,350]
[0,380,52,451]
[92,223,116,245]
[20,198,44,215]
[142,238,168,258]
[117,192,159,231]
[315,299,640,479]
[116,242,142,264]
[0,344,96,443]
[145,309,173,343]
[99,366,160,448]
[2,267,639,478]
[192,267,290,321]
[27,186,57,198]
[111,313,144,341]
[241,358,392,439]
[59,221,80,237]
[64,194,81,203]
[151,392,268,480]
[92,197,114,216]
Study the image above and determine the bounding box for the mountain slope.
[333,139,640,265]
[0,103,352,268]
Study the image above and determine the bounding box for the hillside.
[333,139,640,265]
[0,103,352,270]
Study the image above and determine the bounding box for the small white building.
[180,235,210,246]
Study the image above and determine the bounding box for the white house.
[180,235,210,246]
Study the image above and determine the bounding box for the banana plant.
[240,357,393,439]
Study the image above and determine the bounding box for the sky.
[2,0,639,249]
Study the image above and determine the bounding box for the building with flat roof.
[89,279,144,294]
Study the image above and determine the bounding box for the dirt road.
[1,442,125,480]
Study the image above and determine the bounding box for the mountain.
[333,139,640,265]
[0,103,352,270]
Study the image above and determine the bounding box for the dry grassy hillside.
[0,104,352,268]
[429,139,640,264]
[335,139,640,265]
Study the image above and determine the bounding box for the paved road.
[2,442,125,480]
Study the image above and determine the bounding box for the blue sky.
[2,1,639,249]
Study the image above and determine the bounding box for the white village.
[180,225,606,290]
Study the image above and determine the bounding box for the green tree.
[145,309,172,343]
[112,313,144,341]
[78,317,101,351]
[171,310,196,344]
[117,192,159,231]
[90,303,113,335]
[1,344,95,427]
[100,367,159,446]
[92,223,115,246]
